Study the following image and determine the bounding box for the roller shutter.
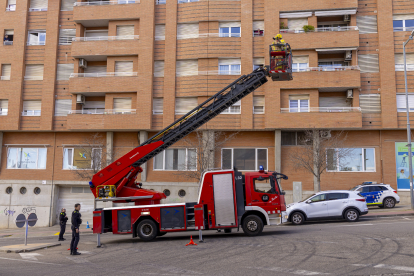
[153,98,163,114]
[30,0,48,10]
[115,61,133,76]
[154,61,165,77]
[253,57,265,66]
[23,100,41,111]
[176,60,198,76]
[8,0,16,5]
[83,101,105,109]
[2,64,11,80]
[177,23,199,39]
[219,22,241,28]
[319,97,350,107]
[84,66,107,74]
[253,21,264,30]
[56,64,74,80]
[55,99,72,116]
[0,100,9,114]
[314,9,356,16]
[280,12,312,18]
[359,94,381,113]
[288,18,308,30]
[293,56,309,64]
[395,53,414,71]
[218,58,241,65]
[356,15,378,34]
[25,64,44,80]
[113,98,132,112]
[5,30,14,35]
[358,54,379,73]
[175,97,197,114]
[57,187,93,227]
[289,95,309,100]
[85,30,108,37]
[116,25,134,39]
[253,96,265,113]
[61,0,76,11]
[155,25,165,40]
[393,14,414,20]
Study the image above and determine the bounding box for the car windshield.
[349,186,360,191]
[300,193,316,202]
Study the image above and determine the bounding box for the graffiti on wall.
[4,208,16,216]
[22,207,36,214]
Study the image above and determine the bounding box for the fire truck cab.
[93,168,288,241]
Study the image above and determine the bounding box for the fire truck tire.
[137,219,158,241]
[242,215,264,236]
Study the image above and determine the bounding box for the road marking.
[66,257,91,264]
[77,251,92,254]
[19,253,41,261]
[353,264,414,272]
[0,256,60,265]
[247,267,330,275]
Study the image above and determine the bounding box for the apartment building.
[0,0,413,228]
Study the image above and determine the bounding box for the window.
[310,194,326,202]
[84,29,108,39]
[178,189,186,197]
[356,15,378,34]
[24,64,44,80]
[358,54,379,73]
[359,94,381,113]
[118,0,137,4]
[155,25,165,41]
[22,100,41,116]
[84,66,107,76]
[219,22,241,37]
[253,57,264,70]
[254,177,274,193]
[55,99,72,116]
[288,18,308,32]
[253,21,264,36]
[289,95,309,112]
[292,56,309,72]
[27,30,46,45]
[153,98,163,114]
[163,189,170,196]
[327,193,349,200]
[1,64,11,80]
[154,149,197,171]
[61,0,76,11]
[221,100,241,114]
[4,30,14,45]
[59,29,76,45]
[154,61,165,77]
[6,0,16,11]
[113,98,132,114]
[176,60,198,76]
[115,61,134,76]
[393,14,414,32]
[34,187,41,195]
[7,148,47,169]
[63,148,102,170]
[396,94,414,112]
[29,0,48,11]
[281,131,306,146]
[327,148,375,172]
[222,148,267,171]
[318,61,349,70]
[219,58,241,75]
[156,0,166,4]
[395,53,414,71]
[116,25,134,39]
[56,64,74,80]
[6,187,13,194]
[175,97,198,114]
[178,0,199,3]
[82,101,105,114]
[253,96,265,114]
[177,23,199,39]
[0,100,8,115]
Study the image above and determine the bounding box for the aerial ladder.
[89,41,293,205]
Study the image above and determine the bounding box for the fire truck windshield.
[254,177,276,194]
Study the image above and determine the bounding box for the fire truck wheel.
[137,219,158,241]
[242,215,264,236]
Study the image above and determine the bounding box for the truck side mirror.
[280,191,285,195]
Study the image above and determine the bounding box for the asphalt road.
[1,216,414,276]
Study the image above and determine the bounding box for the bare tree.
[70,133,115,181]
[171,131,239,181]
[289,129,353,192]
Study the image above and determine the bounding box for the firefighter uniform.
[70,210,82,255]
[58,211,68,241]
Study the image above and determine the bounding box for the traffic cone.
[86,221,90,229]
[186,236,197,246]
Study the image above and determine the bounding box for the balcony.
[276,0,357,12]
[280,26,359,50]
[69,73,138,93]
[71,36,140,58]
[68,109,136,115]
[73,1,140,24]
[277,107,362,129]
[66,109,141,130]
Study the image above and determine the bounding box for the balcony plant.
[280,22,288,29]
[302,25,315,33]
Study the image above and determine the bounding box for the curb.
[364,212,414,218]
[0,243,61,253]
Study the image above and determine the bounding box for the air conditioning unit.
[79,58,87,69]
[76,94,85,104]
[347,89,353,99]
[321,130,331,138]
[345,50,352,61]
[344,14,350,22]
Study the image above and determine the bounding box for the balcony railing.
[176,33,241,40]
[68,109,136,115]
[393,27,414,32]
[1,76,10,80]
[59,37,74,45]
[280,107,361,113]
[6,5,16,11]
[74,0,139,6]
[27,41,46,46]
[22,110,41,116]
[70,72,137,78]
[3,41,13,45]
[280,26,358,34]
[196,70,241,76]
[72,35,139,42]
[294,66,360,72]
[0,110,8,116]
[28,8,47,12]
[395,64,414,71]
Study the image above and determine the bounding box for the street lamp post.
[403,30,414,210]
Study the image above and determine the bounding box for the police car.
[350,182,400,208]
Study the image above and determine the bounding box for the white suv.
[286,191,368,225]
[350,183,400,208]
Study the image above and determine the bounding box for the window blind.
[153,98,163,114]
[359,94,381,113]
[319,97,350,107]
[289,95,309,100]
[23,100,41,110]
[5,30,14,35]
[154,61,165,77]
[219,58,241,65]
[155,25,165,40]
[0,100,8,109]
[280,12,312,18]
[30,0,48,9]
[8,0,16,4]
[61,0,76,11]
[253,96,265,113]
[314,9,356,16]
[55,99,72,116]
[288,18,308,30]
[358,54,379,73]
[395,53,414,64]
[115,61,133,76]
[117,25,134,37]
[293,56,309,64]
[177,23,199,39]
[56,64,74,80]
[393,14,414,20]
[219,22,241,28]
[176,60,198,76]
[114,98,132,111]
[356,16,378,34]
[83,101,105,109]
[175,97,198,114]
[84,66,107,74]
[253,57,265,65]
[25,64,44,80]
[2,64,11,78]
[85,30,108,37]
[253,21,264,30]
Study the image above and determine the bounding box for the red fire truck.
[90,41,292,242]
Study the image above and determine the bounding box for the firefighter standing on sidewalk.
[58,208,68,241]
[70,203,82,256]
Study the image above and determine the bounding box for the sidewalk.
[365,205,414,217]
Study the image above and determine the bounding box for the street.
[0,215,414,276]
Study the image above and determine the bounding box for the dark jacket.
[59,212,68,225]
[71,210,82,229]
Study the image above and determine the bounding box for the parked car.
[350,183,400,208]
[286,191,368,225]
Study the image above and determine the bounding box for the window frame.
[153,148,197,171]
[218,64,241,75]
[292,62,308,72]
[62,147,103,170]
[327,148,376,172]
[221,100,241,114]
[393,19,414,32]
[27,30,46,46]
[7,147,47,170]
[219,27,241,37]
[289,99,309,112]
[221,148,268,171]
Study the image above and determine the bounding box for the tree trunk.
[313,130,320,192]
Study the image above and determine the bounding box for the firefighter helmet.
[280,39,285,44]
[273,34,282,40]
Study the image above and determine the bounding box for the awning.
[279,12,313,19]
[316,47,358,52]
[315,9,357,17]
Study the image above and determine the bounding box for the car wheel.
[384,197,396,208]
[291,212,305,225]
[345,209,359,222]
[137,219,158,241]
[242,215,264,236]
